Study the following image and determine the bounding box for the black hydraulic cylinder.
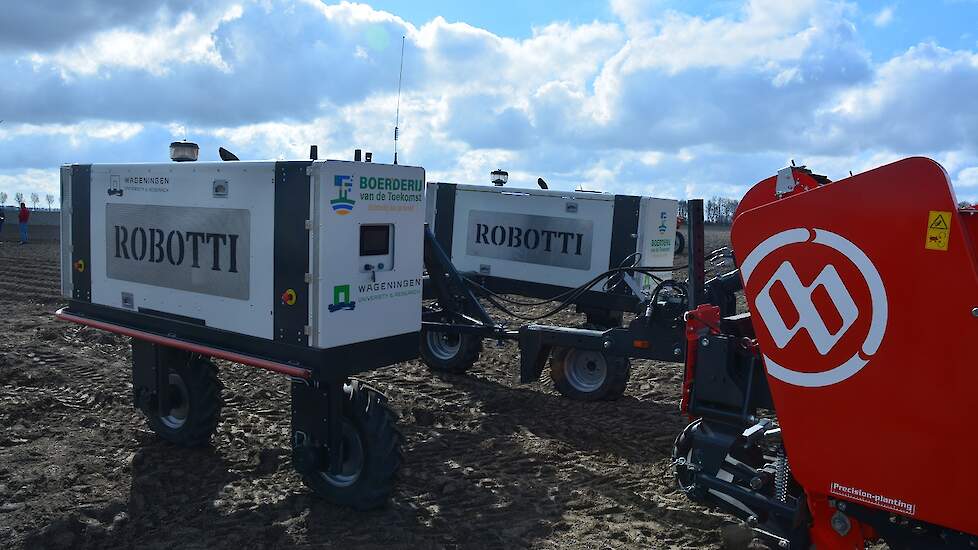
[687,199,706,309]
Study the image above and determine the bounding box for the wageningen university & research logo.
[331,175,356,215]
[108,175,124,197]
[328,279,423,313]
[108,174,171,196]
[328,284,356,312]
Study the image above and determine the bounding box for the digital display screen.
[360,225,391,256]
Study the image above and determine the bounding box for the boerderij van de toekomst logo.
[647,210,673,256]
[332,174,423,213]
[357,176,424,202]
[331,175,356,215]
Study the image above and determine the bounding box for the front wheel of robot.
[298,380,404,510]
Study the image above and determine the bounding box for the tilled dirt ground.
[0,229,746,549]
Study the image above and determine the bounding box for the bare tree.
[46,194,55,210]
[15,192,23,205]
[31,192,39,210]
[703,196,741,225]
[726,198,740,222]
[0,192,6,206]
[706,196,724,223]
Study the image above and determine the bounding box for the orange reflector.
[633,340,650,349]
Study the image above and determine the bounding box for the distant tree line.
[677,196,741,225]
[0,191,58,210]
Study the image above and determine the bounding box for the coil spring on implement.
[774,445,790,503]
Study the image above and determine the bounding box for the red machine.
[675,157,978,549]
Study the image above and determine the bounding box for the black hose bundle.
[464,264,687,322]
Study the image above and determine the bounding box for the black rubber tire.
[142,354,222,447]
[675,231,686,255]
[549,347,630,401]
[419,326,482,374]
[301,380,403,510]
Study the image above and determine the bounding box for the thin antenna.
[393,35,405,165]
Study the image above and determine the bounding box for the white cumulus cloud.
[0,0,976,203]
[873,6,895,27]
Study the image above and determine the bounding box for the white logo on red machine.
[740,228,888,387]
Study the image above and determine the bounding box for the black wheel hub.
[321,422,364,487]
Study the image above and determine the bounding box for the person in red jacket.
[18,202,29,244]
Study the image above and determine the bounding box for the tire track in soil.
[3,264,60,278]
[0,234,748,549]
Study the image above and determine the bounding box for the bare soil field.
[0,228,747,549]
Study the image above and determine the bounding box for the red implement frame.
[680,304,721,415]
[56,308,311,380]
[732,157,978,538]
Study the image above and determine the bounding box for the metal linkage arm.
[423,225,495,327]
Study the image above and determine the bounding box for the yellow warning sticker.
[925,210,951,251]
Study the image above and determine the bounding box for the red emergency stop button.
[73,259,86,272]
[281,288,297,305]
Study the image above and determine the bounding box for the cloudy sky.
[1,0,977,205]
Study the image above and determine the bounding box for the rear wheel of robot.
[141,353,223,448]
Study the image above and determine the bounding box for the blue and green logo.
[331,175,356,215]
[328,284,356,313]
